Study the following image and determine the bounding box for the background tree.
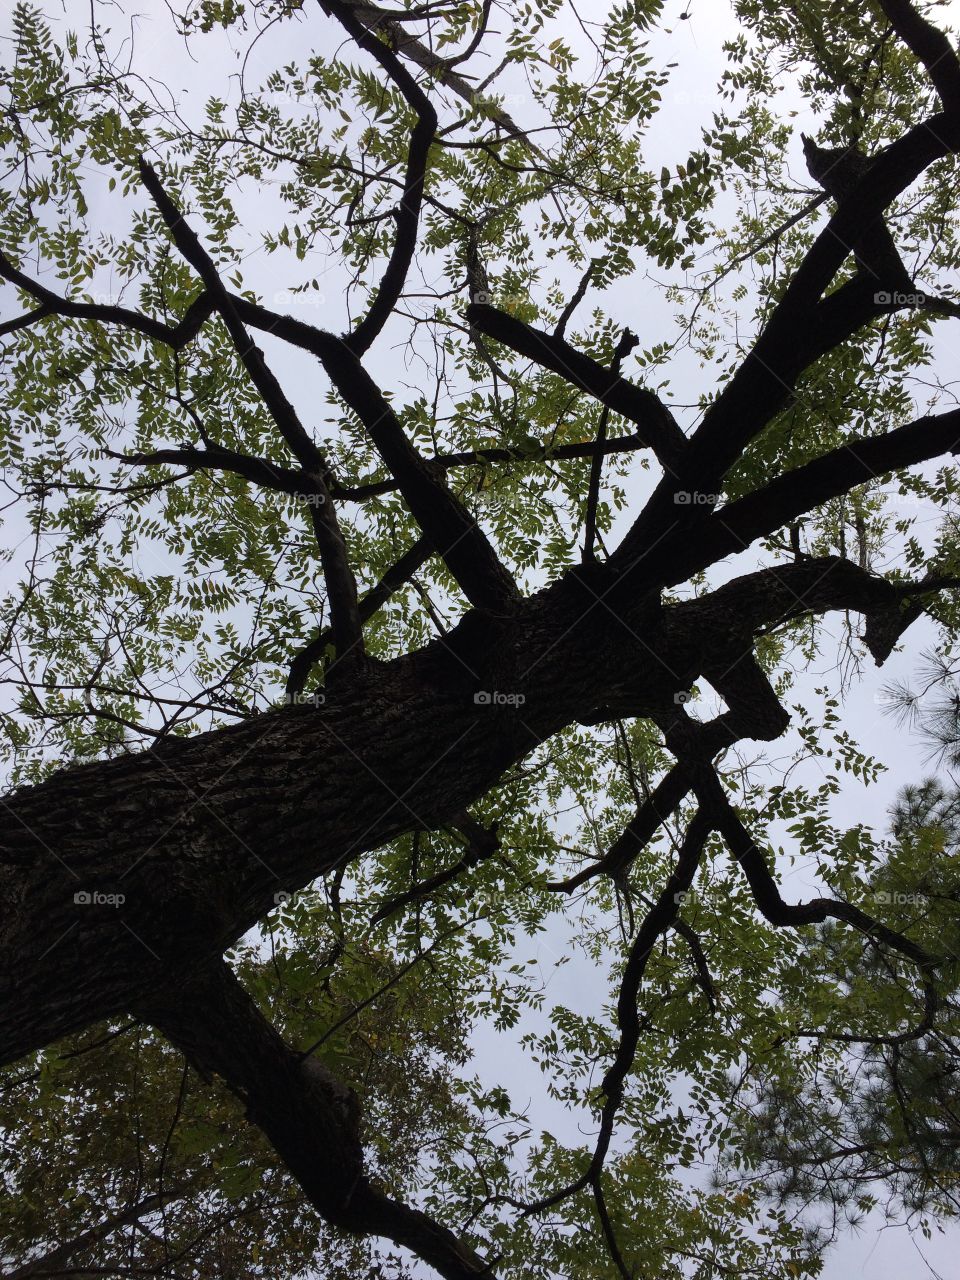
[2,0,960,1276]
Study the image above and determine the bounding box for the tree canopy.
[2,0,960,1277]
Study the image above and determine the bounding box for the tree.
[2,0,960,1275]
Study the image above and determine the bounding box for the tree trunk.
[0,555,894,1064]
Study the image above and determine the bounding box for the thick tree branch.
[106,444,312,499]
[583,327,639,562]
[0,250,214,347]
[550,765,693,892]
[613,111,960,576]
[466,301,688,473]
[134,961,496,1280]
[555,654,789,891]
[694,406,960,574]
[653,710,941,976]
[320,0,534,148]
[877,0,960,110]
[229,295,520,610]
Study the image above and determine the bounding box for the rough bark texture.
[0,555,910,1064]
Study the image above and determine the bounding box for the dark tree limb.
[549,765,693,892]
[554,654,789,891]
[286,534,434,697]
[691,406,960,577]
[583,327,639,562]
[503,809,715,1225]
[671,917,718,1013]
[466,301,688,473]
[3,1188,189,1279]
[0,249,215,347]
[877,0,960,110]
[595,808,714,1154]
[337,431,654,500]
[228,296,520,610]
[137,159,364,666]
[323,0,438,356]
[106,445,312,499]
[134,961,496,1280]
[613,109,960,576]
[553,258,596,339]
[370,812,499,924]
[319,0,534,149]
[653,708,941,979]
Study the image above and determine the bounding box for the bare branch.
[467,302,688,472]
[137,159,364,665]
[286,534,433,696]
[323,0,438,355]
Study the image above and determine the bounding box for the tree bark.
[0,556,908,1064]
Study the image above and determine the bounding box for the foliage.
[2,1,960,1278]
